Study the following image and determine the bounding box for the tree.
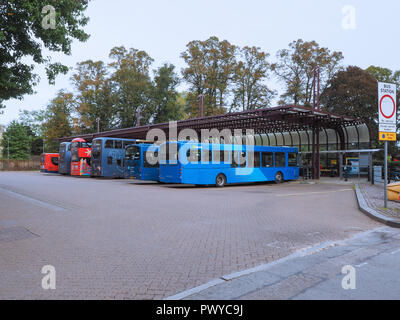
[366,65,400,107]
[18,109,45,155]
[321,66,379,144]
[109,46,154,128]
[42,90,75,152]
[0,0,90,113]
[72,60,116,133]
[18,109,45,135]
[1,121,31,159]
[272,39,343,106]
[181,36,237,117]
[231,46,275,111]
[151,64,182,124]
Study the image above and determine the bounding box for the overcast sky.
[1,0,399,125]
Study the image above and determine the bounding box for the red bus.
[40,153,59,173]
[70,138,92,176]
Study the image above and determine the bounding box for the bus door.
[125,145,140,178]
[287,152,299,179]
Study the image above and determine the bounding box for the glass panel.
[125,146,140,160]
[275,152,286,167]
[248,151,260,167]
[261,152,274,167]
[144,151,159,168]
[105,140,114,149]
[115,140,122,149]
[288,153,298,167]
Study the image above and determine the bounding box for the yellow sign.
[379,132,397,141]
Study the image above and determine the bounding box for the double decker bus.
[70,138,92,176]
[59,142,71,175]
[40,153,59,173]
[159,142,299,187]
[124,144,159,181]
[91,138,143,178]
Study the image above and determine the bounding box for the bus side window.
[248,151,260,167]
[239,152,246,168]
[262,152,274,167]
[107,156,113,165]
[275,152,286,167]
[115,140,122,149]
[117,159,122,167]
[223,151,230,164]
[201,149,212,163]
[105,140,114,149]
[231,152,238,168]
[187,149,201,163]
[213,150,220,163]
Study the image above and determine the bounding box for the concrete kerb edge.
[354,183,400,228]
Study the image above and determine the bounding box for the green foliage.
[1,121,31,159]
[321,66,379,145]
[0,0,90,108]
[272,39,344,106]
[109,46,154,128]
[42,90,75,152]
[152,64,182,124]
[181,36,237,117]
[72,60,117,133]
[366,65,400,107]
[231,46,276,111]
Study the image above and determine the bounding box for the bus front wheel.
[216,174,226,187]
[275,172,283,184]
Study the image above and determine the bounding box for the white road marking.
[276,189,353,197]
[390,248,400,255]
[355,262,368,268]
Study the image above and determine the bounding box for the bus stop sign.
[379,82,397,141]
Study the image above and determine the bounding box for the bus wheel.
[216,174,226,187]
[275,172,283,184]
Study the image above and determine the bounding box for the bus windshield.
[126,146,140,160]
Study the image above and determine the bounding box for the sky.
[1,0,400,125]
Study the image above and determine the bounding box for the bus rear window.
[144,151,159,168]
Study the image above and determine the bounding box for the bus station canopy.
[59,105,371,152]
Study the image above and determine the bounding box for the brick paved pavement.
[0,172,379,299]
[358,183,400,219]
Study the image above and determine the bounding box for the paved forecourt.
[0,172,379,299]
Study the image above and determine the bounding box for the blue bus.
[59,142,71,175]
[91,137,142,178]
[124,144,159,181]
[159,142,299,187]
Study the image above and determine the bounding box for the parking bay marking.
[276,189,353,197]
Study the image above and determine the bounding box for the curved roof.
[60,105,370,150]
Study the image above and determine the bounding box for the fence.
[0,159,41,171]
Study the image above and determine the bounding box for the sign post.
[378,82,397,208]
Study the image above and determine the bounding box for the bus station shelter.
[60,105,373,179]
